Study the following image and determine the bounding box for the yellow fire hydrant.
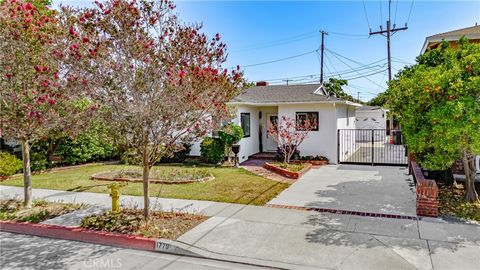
[108,183,126,213]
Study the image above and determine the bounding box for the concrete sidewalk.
[2,186,480,269]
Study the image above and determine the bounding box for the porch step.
[248,152,277,160]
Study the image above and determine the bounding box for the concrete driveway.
[268,165,417,216]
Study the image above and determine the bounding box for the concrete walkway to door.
[268,165,417,216]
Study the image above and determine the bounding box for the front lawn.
[2,164,288,205]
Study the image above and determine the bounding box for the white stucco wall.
[336,104,357,162]
[355,109,387,129]
[234,106,260,163]
[277,103,337,162]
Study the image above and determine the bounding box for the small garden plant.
[270,162,306,172]
[0,152,22,179]
[81,209,207,239]
[0,199,82,223]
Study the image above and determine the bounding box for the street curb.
[0,221,294,269]
[0,221,198,255]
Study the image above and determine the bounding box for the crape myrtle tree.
[268,116,317,164]
[66,0,244,219]
[387,38,480,202]
[0,0,97,207]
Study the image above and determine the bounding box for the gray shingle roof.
[427,25,480,40]
[231,84,344,104]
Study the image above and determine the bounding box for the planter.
[292,160,329,166]
[263,162,312,179]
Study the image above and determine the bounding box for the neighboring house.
[191,82,360,163]
[421,25,480,174]
[420,24,480,54]
[354,106,388,142]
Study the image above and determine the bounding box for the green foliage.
[324,78,356,102]
[270,162,305,172]
[368,91,389,107]
[30,151,48,171]
[160,144,192,163]
[56,123,116,165]
[387,37,480,170]
[0,152,22,177]
[200,137,225,164]
[218,123,244,146]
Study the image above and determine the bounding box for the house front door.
[265,114,278,152]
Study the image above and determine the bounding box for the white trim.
[420,34,480,54]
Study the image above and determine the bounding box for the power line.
[326,49,386,89]
[230,31,317,52]
[406,0,415,25]
[393,0,399,26]
[362,0,371,31]
[236,49,318,69]
[369,0,408,81]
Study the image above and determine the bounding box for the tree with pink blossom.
[268,116,317,164]
[0,0,96,207]
[66,0,244,219]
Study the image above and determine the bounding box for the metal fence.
[337,129,408,166]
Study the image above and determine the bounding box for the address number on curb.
[155,241,175,252]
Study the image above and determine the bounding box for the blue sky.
[56,1,480,101]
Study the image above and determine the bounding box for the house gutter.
[227,100,362,107]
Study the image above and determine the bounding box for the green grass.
[2,164,289,205]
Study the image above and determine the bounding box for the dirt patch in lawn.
[0,199,83,223]
[91,168,214,184]
[80,209,207,239]
[438,183,480,222]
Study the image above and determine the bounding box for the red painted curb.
[0,221,156,251]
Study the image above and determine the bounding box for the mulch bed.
[0,199,82,223]
[437,183,480,222]
[80,209,207,239]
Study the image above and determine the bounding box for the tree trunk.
[462,151,479,202]
[142,146,150,220]
[21,139,32,208]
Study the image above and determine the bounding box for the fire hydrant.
[108,183,126,213]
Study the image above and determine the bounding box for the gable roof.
[356,105,389,112]
[420,25,480,54]
[230,83,360,106]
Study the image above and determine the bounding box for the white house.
[190,82,361,164]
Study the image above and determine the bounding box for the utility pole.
[369,0,407,81]
[320,30,328,84]
[357,92,360,102]
[283,79,292,86]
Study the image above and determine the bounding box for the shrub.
[218,123,244,147]
[0,152,22,177]
[30,152,48,172]
[200,137,225,164]
[160,143,192,163]
[56,125,116,165]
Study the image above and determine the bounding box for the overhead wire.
[235,49,318,69]
[326,49,386,89]
[362,0,371,30]
[406,0,415,25]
